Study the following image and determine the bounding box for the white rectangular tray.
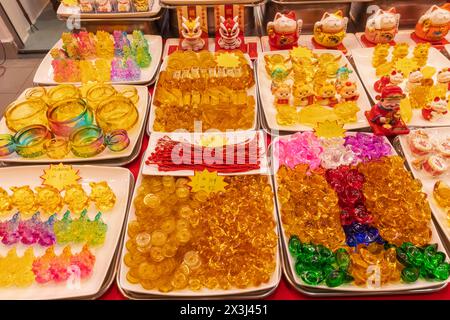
[33,35,162,86]
[57,0,161,19]
[117,133,281,297]
[0,85,149,164]
[148,52,258,133]
[0,165,131,299]
[399,127,450,249]
[352,46,450,128]
[257,49,371,132]
[272,133,449,292]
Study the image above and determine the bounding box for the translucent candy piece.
[35,185,63,216]
[10,186,38,217]
[89,181,116,211]
[64,184,89,215]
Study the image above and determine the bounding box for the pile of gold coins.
[124,175,278,292]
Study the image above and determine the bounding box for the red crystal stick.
[146,135,261,173]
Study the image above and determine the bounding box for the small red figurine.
[365,85,410,136]
[422,96,448,121]
[374,70,404,93]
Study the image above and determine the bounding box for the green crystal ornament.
[288,236,353,288]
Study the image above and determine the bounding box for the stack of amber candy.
[124,175,277,292]
[153,50,256,132]
[358,156,431,247]
[277,164,346,251]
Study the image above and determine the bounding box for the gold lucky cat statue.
[313,10,348,50]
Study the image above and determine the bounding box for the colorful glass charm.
[396,242,450,282]
[0,213,56,246]
[54,210,107,246]
[64,184,89,215]
[32,245,95,283]
[10,186,38,217]
[0,187,12,216]
[0,248,35,287]
[35,185,64,216]
[89,181,116,211]
[289,236,353,287]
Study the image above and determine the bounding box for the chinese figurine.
[338,81,359,102]
[422,97,448,121]
[414,4,450,43]
[273,82,291,107]
[293,83,314,107]
[313,10,348,49]
[180,16,205,51]
[364,7,400,45]
[315,82,338,107]
[366,85,410,136]
[218,16,242,50]
[267,11,303,50]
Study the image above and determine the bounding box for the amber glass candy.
[276,164,346,251]
[358,156,431,246]
[125,175,277,292]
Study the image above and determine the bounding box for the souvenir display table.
[3,0,450,300]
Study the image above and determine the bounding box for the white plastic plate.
[118,134,281,297]
[399,127,450,247]
[148,52,258,133]
[352,46,450,127]
[33,35,162,86]
[272,132,449,292]
[257,49,371,132]
[0,85,148,164]
[0,165,131,299]
[57,0,161,19]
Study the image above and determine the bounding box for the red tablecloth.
[100,86,450,300]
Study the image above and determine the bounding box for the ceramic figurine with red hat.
[422,96,448,121]
[412,4,450,48]
[273,82,292,107]
[362,7,400,46]
[365,85,410,136]
[373,70,404,93]
[267,11,303,50]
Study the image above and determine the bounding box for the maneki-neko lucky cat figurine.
[267,11,303,50]
[313,10,348,49]
[181,16,206,51]
[363,7,400,45]
[414,4,450,43]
